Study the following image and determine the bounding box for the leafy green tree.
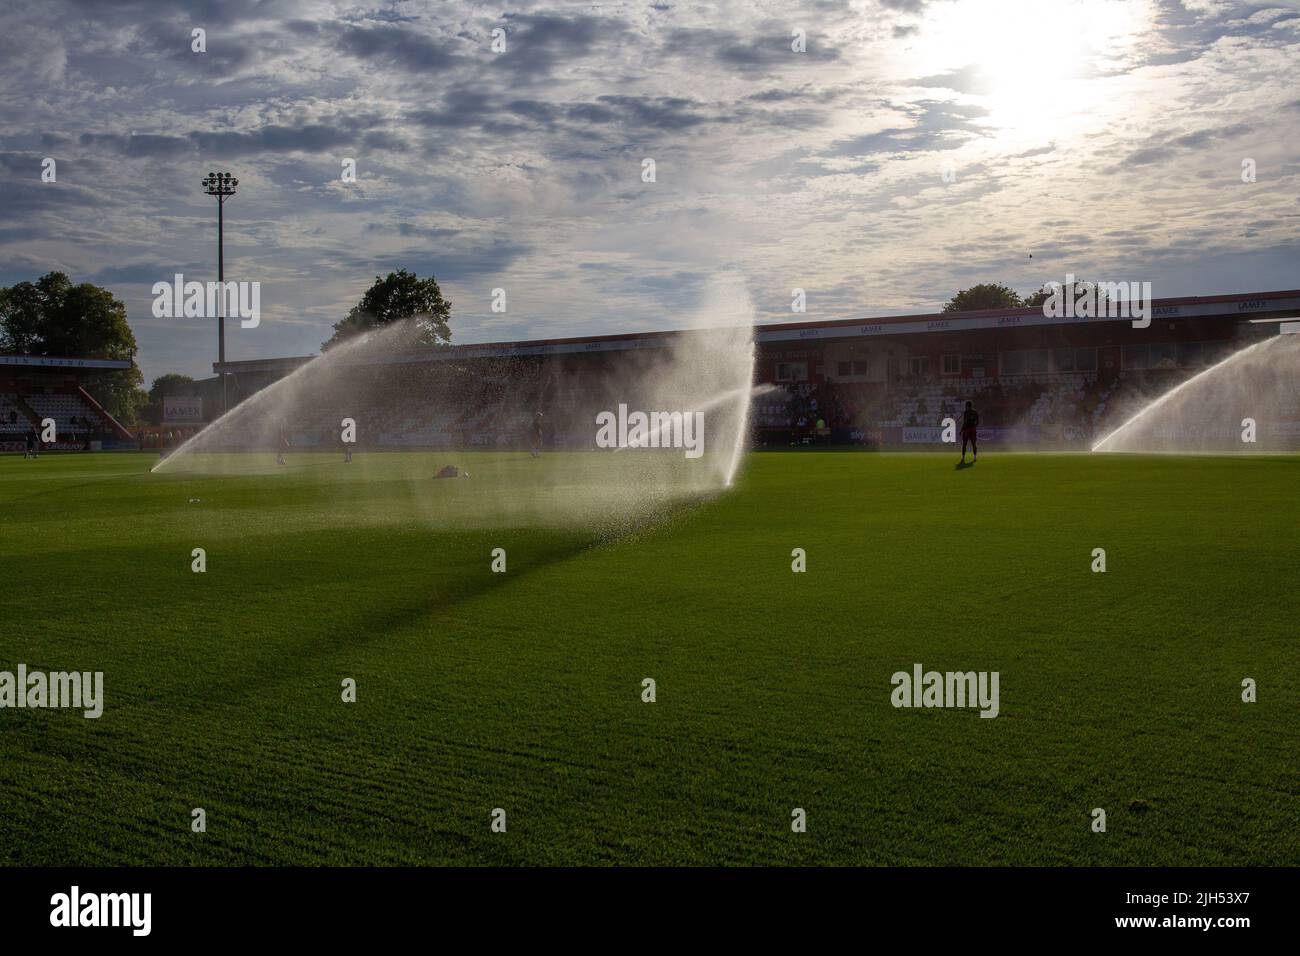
[942,283,1023,312]
[149,373,196,404]
[323,269,452,350]
[97,373,149,426]
[0,271,148,423]
[1,272,139,359]
[0,280,46,353]
[1022,278,1108,310]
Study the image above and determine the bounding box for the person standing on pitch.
[960,400,980,464]
[24,426,37,459]
[531,409,543,457]
[277,424,289,466]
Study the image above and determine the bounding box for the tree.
[0,271,148,424]
[1,271,138,360]
[0,279,46,353]
[1022,278,1108,311]
[942,283,1023,313]
[322,269,452,351]
[97,373,149,426]
[149,373,196,404]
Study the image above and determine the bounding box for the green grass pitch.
[1,449,1294,865]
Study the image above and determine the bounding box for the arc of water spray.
[154,308,769,490]
[1091,338,1272,453]
[151,322,393,472]
[724,375,772,487]
[612,381,777,488]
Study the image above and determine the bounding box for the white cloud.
[0,0,1296,383]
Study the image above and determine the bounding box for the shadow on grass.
[189,492,715,702]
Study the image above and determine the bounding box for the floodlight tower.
[201,170,238,414]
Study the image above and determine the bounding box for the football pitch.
[1,450,1294,866]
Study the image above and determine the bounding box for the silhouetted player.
[960,401,979,464]
[277,425,289,465]
[531,410,543,457]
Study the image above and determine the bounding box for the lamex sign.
[163,396,203,423]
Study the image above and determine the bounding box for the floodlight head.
[202,170,238,197]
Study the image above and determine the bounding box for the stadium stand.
[185,288,1297,453]
[0,388,120,450]
[6,290,1294,455]
[1,354,135,452]
[0,394,33,438]
[25,391,97,431]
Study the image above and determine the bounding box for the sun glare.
[915,0,1151,137]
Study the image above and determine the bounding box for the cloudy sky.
[1,0,1297,385]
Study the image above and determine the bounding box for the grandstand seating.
[24,391,101,431]
[0,395,33,435]
[0,389,111,450]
